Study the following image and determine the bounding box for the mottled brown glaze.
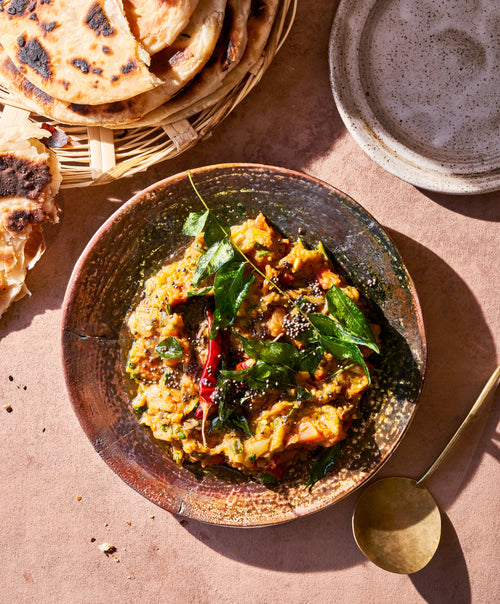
[61,164,426,526]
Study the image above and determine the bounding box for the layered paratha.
[0,0,160,105]
[0,122,61,318]
[0,0,227,125]
[130,0,278,128]
[123,0,200,55]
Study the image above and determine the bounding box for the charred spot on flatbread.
[21,73,54,105]
[0,154,51,201]
[40,21,57,32]
[85,3,115,37]
[71,58,91,74]
[6,0,31,16]
[0,247,17,270]
[17,37,51,79]
[6,208,45,233]
[120,60,137,74]
[68,102,91,116]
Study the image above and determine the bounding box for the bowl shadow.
[419,188,500,221]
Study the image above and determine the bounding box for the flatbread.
[0,122,61,318]
[129,0,278,128]
[123,0,200,55]
[0,0,160,105]
[0,0,227,125]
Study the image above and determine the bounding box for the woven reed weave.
[0,0,296,188]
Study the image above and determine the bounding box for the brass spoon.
[352,365,500,574]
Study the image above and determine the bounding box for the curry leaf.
[210,376,252,436]
[326,285,379,353]
[187,287,213,298]
[204,216,228,247]
[192,238,235,286]
[299,341,324,375]
[156,337,183,359]
[211,412,252,436]
[296,386,314,402]
[182,210,209,236]
[227,413,253,436]
[306,442,342,489]
[219,362,296,390]
[211,263,254,336]
[235,333,302,372]
[320,336,370,384]
[257,472,277,485]
[309,311,374,351]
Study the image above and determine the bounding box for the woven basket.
[0,0,296,188]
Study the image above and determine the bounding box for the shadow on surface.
[380,229,497,508]
[410,512,471,604]
[177,493,366,572]
[419,188,500,221]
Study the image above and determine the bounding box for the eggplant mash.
[126,212,380,482]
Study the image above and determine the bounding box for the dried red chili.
[195,312,222,420]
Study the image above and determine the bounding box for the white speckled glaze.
[329,0,500,194]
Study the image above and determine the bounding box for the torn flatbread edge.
[0,123,61,318]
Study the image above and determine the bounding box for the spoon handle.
[416,365,500,487]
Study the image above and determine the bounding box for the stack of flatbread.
[0,0,279,127]
[0,122,61,318]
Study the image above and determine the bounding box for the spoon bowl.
[353,477,441,574]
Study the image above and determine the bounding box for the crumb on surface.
[3,404,13,413]
[98,543,116,556]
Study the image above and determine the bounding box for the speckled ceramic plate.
[329,0,500,194]
[61,164,426,526]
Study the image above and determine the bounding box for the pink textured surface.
[1,2,499,602]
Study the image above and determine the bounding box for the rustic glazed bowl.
[62,164,426,526]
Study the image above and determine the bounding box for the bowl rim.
[61,162,427,526]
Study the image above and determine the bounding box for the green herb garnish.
[181,172,379,486]
[306,443,342,489]
[235,333,302,372]
[192,238,235,286]
[258,472,277,485]
[219,362,296,391]
[156,337,183,360]
[326,286,379,353]
[211,262,254,337]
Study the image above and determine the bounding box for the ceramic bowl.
[62,164,426,526]
[329,0,500,194]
